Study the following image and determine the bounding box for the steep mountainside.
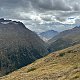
[39,30,58,42]
[48,26,80,52]
[1,44,80,80]
[0,18,48,77]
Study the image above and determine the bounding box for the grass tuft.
[27,67,36,72]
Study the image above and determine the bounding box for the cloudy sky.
[0,0,80,32]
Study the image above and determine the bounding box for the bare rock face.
[0,19,48,77]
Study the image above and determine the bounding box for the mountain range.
[48,26,80,52]
[39,30,58,42]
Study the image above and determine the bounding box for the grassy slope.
[0,44,80,80]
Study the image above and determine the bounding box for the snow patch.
[1,22,10,24]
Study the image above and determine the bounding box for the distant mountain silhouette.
[0,18,48,77]
[39,30,58,42]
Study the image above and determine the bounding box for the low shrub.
[59,53,65,57]
[27,67,36,72]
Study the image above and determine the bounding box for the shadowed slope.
[0,19,48,77]
[48,26,80,52]
[1,44,80,80]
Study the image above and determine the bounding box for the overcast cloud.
[0,0,80,32]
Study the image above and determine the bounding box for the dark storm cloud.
[0,0,71,11]
[0,0,80,32]
[73,3,80,11]
[0,0,30,8]
[0,0,79,18]
[0,0,79,14]
[30,0,71,11]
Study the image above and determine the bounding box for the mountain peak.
[39,30,58,42]
[0,19,48,77]
[0,18,23,26]
[73,26,80,29]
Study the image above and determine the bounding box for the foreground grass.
[0,44,80,80]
